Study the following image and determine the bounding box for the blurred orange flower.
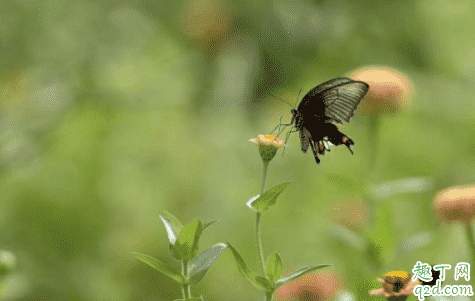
[179,0,233,58]
[349,66,413,116]
[433,185,475,224]
[274,271,342,300]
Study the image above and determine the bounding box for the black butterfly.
[276,78,369,163]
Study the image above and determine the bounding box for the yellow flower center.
[384,271,411,292]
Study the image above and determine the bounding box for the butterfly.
[275,77,369,163]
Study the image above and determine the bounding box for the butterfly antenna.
[295,88,303,107]
[269,93,294,108]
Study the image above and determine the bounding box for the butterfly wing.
[298,77,369,124]
[304,119,355,162]
[299,127,310,152]
[290,77,369,164]
[308,138,321,164]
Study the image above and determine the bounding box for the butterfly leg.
[273,119,295,138]
[270,116,292,137]
[279,127,299,157]
[269,116,283,135]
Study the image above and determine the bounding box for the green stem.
[181,260,191,299]
[265,291,273,301]
[257,161,269,277]
[364,115,382,271]
[464,222,475,287]
[256,212,266,277]
[261,161,269,195]
[368,114,380,175]
[366,115,380,230]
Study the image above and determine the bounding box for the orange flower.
[275,271,342,300]
[179,0,233,58]
[369,271,421,301]
[349,66,413,116]
[250,134,286,163]
[433,185,475,224]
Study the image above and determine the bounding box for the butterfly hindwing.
[299,127,310,153]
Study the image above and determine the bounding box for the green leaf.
[202,220,217,231]
[247,182,292,212]
[189,243,228,285]
[368,202,394,253]
[328,224,367,252]
[365,239,383,270]
[173,299,203,301]
[246,194,260,207]
[398,231,434,254]
[255,275,274,291]
[159,211,183,245]
[175,220,203,261]
[227,242,273,291]
[369,177,434,201]
[131,252,185,284]
[266,252,282,283]
[275,264,332,288]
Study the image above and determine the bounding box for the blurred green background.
[1,0,474,300]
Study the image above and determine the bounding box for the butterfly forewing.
[322,81,369,123]
[297,78,369,124]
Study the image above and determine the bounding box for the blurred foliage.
[1,0,475,300]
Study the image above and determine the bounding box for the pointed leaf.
[275,265,332,288]
[227,242,273,291]
[203,220,217,231]
[131,252,185,284]
[159,211,183,245]
[175,220,203,261]
[266,252,283,282]
[189,243,228,285]
[248,182,292,212]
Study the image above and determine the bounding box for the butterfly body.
[290,77,369,163]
